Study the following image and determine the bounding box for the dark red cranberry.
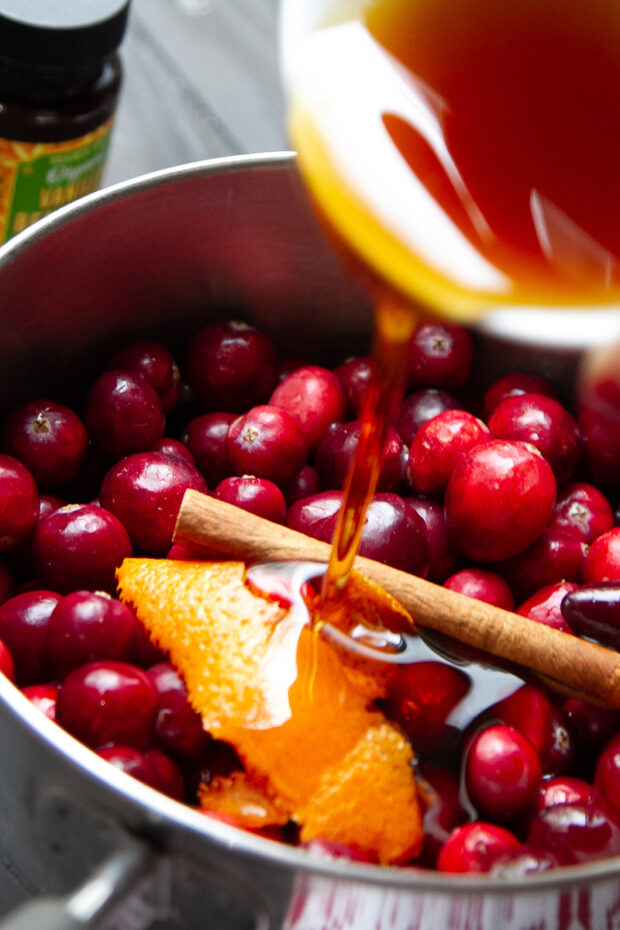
[227,405,308,484]
[563,698,620,765]
[488,684,554,758]
[496,529,587,603]
[182,412,236,486]
[527,802,620,865]
[538,776,598,811]
[583,528,620,582]
[84,371,165,461]
[443,568,514,610]
[415,763,468,868]
[147,661,209,759]
[21,683,58,720]
[595,734,620,824]
[0,637,14,680]
[562,582,620,648]
[97,745,184,799]
[33,504,132,593]
[332,356,376,418]
[100,452,207,555]
[107,341,181,413]
[57,660,158,749]
[407,410,490,495]
[407,323,473,392]
[0,562,14,605]
[483,372,561,420]
[0,455,39,553]
[2,400,88,489]
[151,437,195,464]
[437,822,522,873]
[578,405,620,490]
[185,320,277,411]
[395,389,460,445]
[47,591,138,677]
[315,421,406,493]
[465,724,542,821]
[516,581,578,634]
[444,440,557,562]
[287,490,341,543]
[131,621,166,668]
[489,847,561,877]
[0,590,61,684]
[270,365,347,451]
[403,497,458,583]
[549,482,614,544]
[144,748,185,801]
[38,494,67,521]
[214,476,286,525]
[281,465,321,507]
[540,707,575,776]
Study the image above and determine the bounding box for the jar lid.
[0,1,131,72]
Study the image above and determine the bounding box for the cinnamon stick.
[174,489,620,708]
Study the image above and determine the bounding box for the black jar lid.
[0,1,131,72]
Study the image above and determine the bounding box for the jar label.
[0,120,114,243]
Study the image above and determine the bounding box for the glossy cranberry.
[185,320,277,411]
[151,437,195,464]
[0,455,39,554]
[281,465,321,507]
[465,725,542,821]
[488,684,554,758]
[100,451,207,555]
[407,323,473,392]
[395,389,460,445]
[214,476,286,525]
[483,372,561,420]
[182,412,236,486]
[443,569,514,610]
[516,581,578,634]
[527,802,620,865]
[47,591,138,677]
[444,440,557,562]
[563,698,620,765]
[332,356,375,418]
[270,365,347,451]
[407,410,490,496]
[583,528,620,582]
[315,421,406,493]
[57,660,158,749]
[595,734,620,824]
[403,497,458,583]
[2,400,88,489]
[579,405,620,490]
[549,482,614,544]
[386,661,470,756]
[540,707,575,776]
[538,776,598,811]
[22,683,58,720]
[147,661,209,759]
[300,839,373,862]
[415,763,468,868]
[561,582,620,648]
[107,340,181,413]
[33,504,132,593]
[145,748,185,800]
[0,637,14,680]
[0,590,61,684]
[97,745,184,799]
[227,405,308,484]
[287,490,341,542]
[437,822,522,873]
[489,847,561,877]
[84,371,165,461]
[496,529,587,603]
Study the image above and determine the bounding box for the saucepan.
[0,153,617,930]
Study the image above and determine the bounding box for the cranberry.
[549,482,614,544]
[287,490,341,542]
[395,389,460,446]
[107,340,181,413]
[403,497,458,583]
[0,562,15,605]
[226,405,308,484]
[415,763,468,867]
[97,745,184,799]
[84,371,165,461]
[444,440,557,562]
[488,684,554,758]
[0,590,61,685]
[465,724,542,821]
[100,451,207,555]
[595,734,620,824]
[443,569,514,610]
[281,465,321,507]
[182,412,236,486]
[57,660,158,749]
[38,494,67,521]
[315,421,406,493]
[2,400,88,489]
[579,405,620,490]
[483,372,561,420]
[33,504,131,593]
[22,683,58,720]
[47,590,138,677]
[270,365,347,451]
[151,437,195,465]
[527,802,620,865]
[0,637,14,680]
[516,581,578,634]
[583,527,620,582]
[437,822,522,873]
[407,323,473,392]
[489,847,561,877]
[147,661,209,759]
[561,582,620,648]
[407,410,490,496]
[214,476,286,525]
[563,698,620,766]
[496,529,587,604]
[332,356,375,418]
[540,707,575,776]
[0,455,39,553]
[538,776,598,811]
[185,320,277,411]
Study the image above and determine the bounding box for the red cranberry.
[538,776,598,811]
[38,494,67,520]
[516,581,578,634]
[403,497,458,582]
[443,569,514,610]
[2,400,88,489]
[437,822,522,873]
[0,637,14,680]
[563,698,620,764]
[407,410,490,495]
[527,802,620,865]
[496,529,587,604]
[151,437,195,465]
[583,528,620,582]
[47,590,138,677]
[57,660,158,749]
[595,734,620,824]
[227,405,308,484]
[540,707,575,776]
[488,684,554,757]
[315,421,406,493]
[107,341,181,413]
[33,504,132,593]
[416,763,468,868]
[0,590,61,684]
[395,389,460,445]
[332,356,376,418]
[270,365,347,451]
[147,661,209,759]
[465,725,542,821]
[444,440,557,562]
[84,371,165,461]
[549,482,614,544]
[100,452,207,555]
[281,465,321,507]
[408,323,473,392]
[182,412,236,486]
[185,320,277,411]
[214,476,286,525]
[483,373,561,420]
[578,405,620,490]
[0,455,39,553]
[144,748,185,801]
[97,745,184,799]
[489,847,561,877]
[22,683,58,720]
